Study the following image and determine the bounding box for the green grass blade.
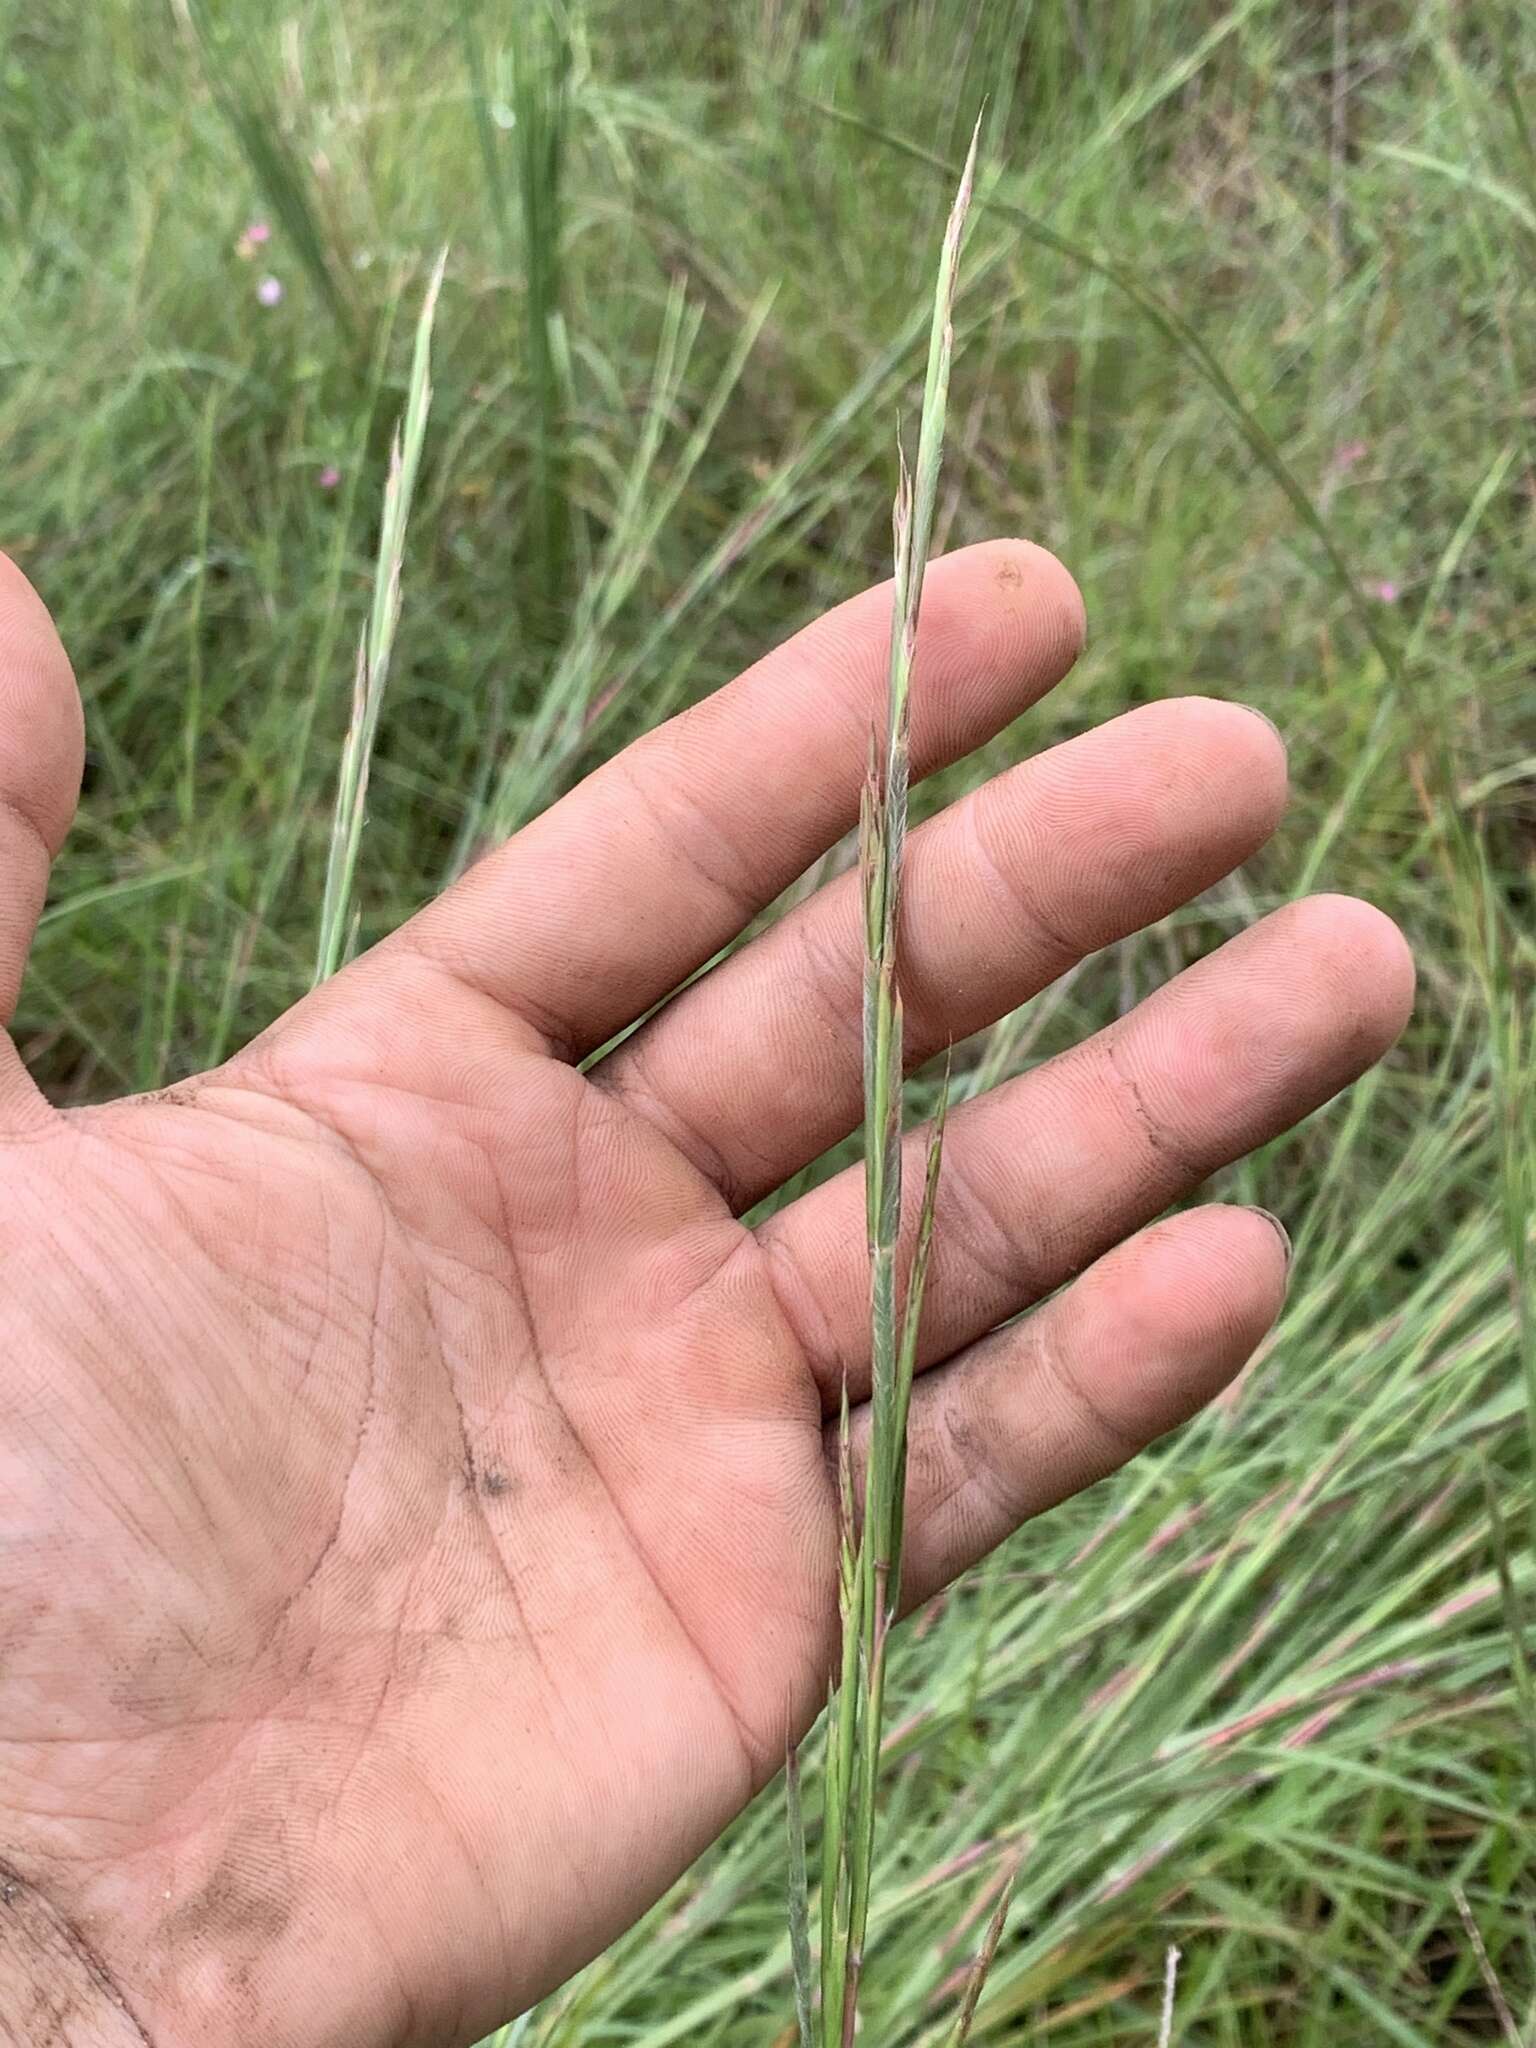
[513,0,574,626]
[785,1742,815,2048]
[1370,143,1536,239]
[941,1861,1017,2048]
[456,0,517,269]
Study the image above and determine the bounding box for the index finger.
[376,539,1085,1058]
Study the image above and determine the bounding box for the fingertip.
[1088,1205,1287,1433]
[0,550,83,854]
[1283,894,1416,1057]
[911,538,1086,745]
[1113,695,1289,854]
[1191,1202,1292,1331]
[1186,696,1290,825]
[893,1200,1291,1607]
[983,535,1087,677]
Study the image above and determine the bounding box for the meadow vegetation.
[1,1,1532,2040]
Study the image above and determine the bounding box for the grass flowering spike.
[794,116,981,2048]
[785,1741,815,2048]
[314,252,446,987]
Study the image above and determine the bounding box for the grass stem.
[791,120,988,2048]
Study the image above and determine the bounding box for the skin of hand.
[0,539,1413,2048]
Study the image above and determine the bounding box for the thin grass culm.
[787,124,982,2048]
[314,253,446,987]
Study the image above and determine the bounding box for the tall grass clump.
[189,0,361,351]
[787,123,990,2048]
[458,0,577,633]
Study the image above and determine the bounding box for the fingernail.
[1251,1207,1293,1269]
[1247,704,1285,747]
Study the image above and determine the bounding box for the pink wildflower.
[318,465,341,490]
[1370,579,1400,604]
[256,276,284,307]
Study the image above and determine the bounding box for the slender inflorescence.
[788,121,989,2048]
[314,253,446,987]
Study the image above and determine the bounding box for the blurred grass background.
[3,0,1534,2040]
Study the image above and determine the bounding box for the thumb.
[0,553,82,1129]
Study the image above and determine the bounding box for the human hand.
[0,541,1411,2047]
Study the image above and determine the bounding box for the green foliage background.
[1,1,1532,2040]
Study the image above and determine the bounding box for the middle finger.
[596,696,1287,1208]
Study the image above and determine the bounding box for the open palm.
[0,541,1411,2048]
